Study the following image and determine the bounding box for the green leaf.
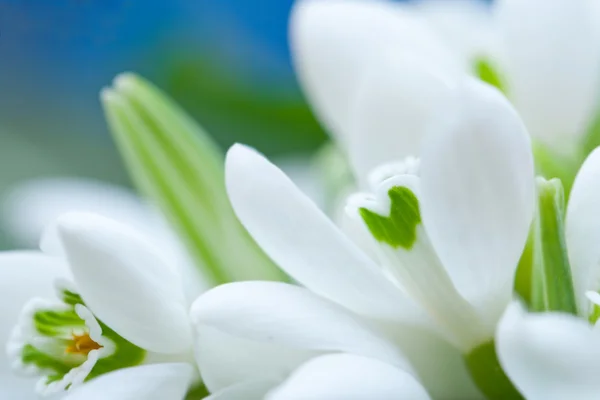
[529,178,577,314]
[101,73,288,285]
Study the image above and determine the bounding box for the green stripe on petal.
[10,286,146,395]
[101,73,287,285]
[359,186,421,250]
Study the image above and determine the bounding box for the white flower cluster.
[3,1,600,399]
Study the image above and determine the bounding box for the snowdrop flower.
[1,177,211,303]
[292,0,600,190]
[190,74,535,399]
[1,212,198,398]
[496,147,600,400]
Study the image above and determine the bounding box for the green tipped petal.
[473,57,507,95]
[359,186,421,250]
[529,178,577,314]
[101,73,287,285]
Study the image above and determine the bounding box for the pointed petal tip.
[113,72,140,91]
[225,144,267,185]
[225,143,258,163]
[99,87,116,104]
[55,211,110,240]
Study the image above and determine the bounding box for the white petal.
[420,79,535,320]
[194,324,315,393]
[63,363,193,400]
[56,212,192,353]
[348,51,456,185]
[290,0,458,144]
[415,0,502,66]
[192,282,409,370]
[206,379,278,400]
[225,144,423,324]
[497,302,600,400]
[386,324,483,399]
[267,354,430,400]
[496,0,600,148]
[274,155,326,211]
[14,178,211,305]
[0,252,68,399]
[3,178,152,249]
[566,147,600,314]
[348,175,489,351]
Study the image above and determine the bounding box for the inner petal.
[6,281,145,396]
[346,169,488,352]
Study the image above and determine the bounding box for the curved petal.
[496,0,600,148]
[63,363,193,400]
[56,212,192,354]
[385,323,483,400]
[420,79,535,320]
[267,353,430,400]
[0,252,68,399]
[13,178,211,306]
[290,0,458,145]
[497,302,600,400]
[416,0,501,66]
[225,144,423,324]
[192,282,408,369]
[194,325,315,393]
[206,379,278,400]
[348,51,456,185]
[2,178,152,249]
[566,147,600,314]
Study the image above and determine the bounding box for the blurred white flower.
[292,0,600,179]
[1,178,212,302]
[497,146,600,400]
[0,212,198,398]
[190,70,535,398]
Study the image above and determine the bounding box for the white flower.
[292,0,600,161]
[62,363,194,400]
[1,177,211,302]
[0,212,197,398]
[190,73,535,398]
[496,146,600,400]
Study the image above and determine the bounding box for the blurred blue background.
[0,0,329,193]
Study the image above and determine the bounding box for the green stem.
[465,341,523,400]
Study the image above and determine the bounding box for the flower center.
[7,281,146,396]
[66,332,103,356]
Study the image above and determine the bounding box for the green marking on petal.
[359,186,421,250]
[473,57,507,95]
[589,302,600,325]
[11,285,146,394]
[61,289,84,306]
[21,344,73,376]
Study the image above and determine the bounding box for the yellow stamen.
[65,333,102,355]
